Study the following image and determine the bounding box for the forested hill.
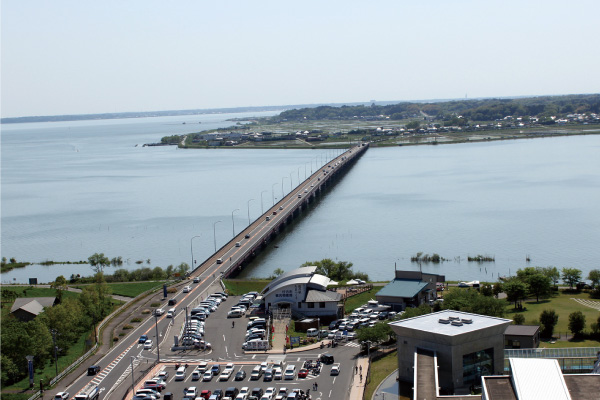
[273,94,600,123]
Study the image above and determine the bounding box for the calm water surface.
[2,115,599,284]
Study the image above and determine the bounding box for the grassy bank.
[223,279,269,296]
[344,286,383,314]
[73,281,164,298]
[364,350,401,400]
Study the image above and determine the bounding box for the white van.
[266,216,271,221]
[216,258,223,264]
[284,364,296,380]
[175,366,186,381]
[235,242,241,247]
[166,308,176,318]
[306,328,318,337]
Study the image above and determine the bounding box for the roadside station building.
[376,270,445,311]
[260,266,342,320]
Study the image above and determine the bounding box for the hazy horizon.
[2,1,599,118]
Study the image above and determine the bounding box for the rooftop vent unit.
[451,321,463,326]
[461,318,473,324]
[448,316,460,321]
[438,318,450,324]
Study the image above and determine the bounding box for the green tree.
[539,266,560,287]
[39,299,85,355]
[540,309,559,338]
[355,322,388,344]
[176,262,190,277]
[587,269,600,288]
[526,273,552,302]
[513,314,525,325]
[405,120,421,130]
[88,253,111,274]
[503,278,528,309]
[568,311,586,337]
[492,282,503,298]
[51,275,69,303]
[400,304,432,319]
[480,283,493,297]
[561,267,582,290]
[273,268,285,277]
[441,289,505,317]
[300,259,368,282]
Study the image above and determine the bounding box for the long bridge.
[191,143,369,279]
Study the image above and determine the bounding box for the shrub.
[167,287,177,293]
[130,317,142,323]
[119,332,125,336]
[540,309,558,338]
[568,311,586,338]
[113,337,119,342]
[513,314,525,325]
[151,302,161,307]
[141,310,150,315]
[122,324,133,330]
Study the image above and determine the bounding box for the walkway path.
[572,298,600,311]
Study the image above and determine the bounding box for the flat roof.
[377,279,429,299]
[390,310,511,337]
[504,325,539,336]
[510,358,571,400]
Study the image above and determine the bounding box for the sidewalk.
[349,356,370,400]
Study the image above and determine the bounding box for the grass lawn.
[223,279,269,296]
[73,281,164,298]
[1,287,79,322]
[344,286,383,314]
[364,350,401,400]
[504,290,600,341]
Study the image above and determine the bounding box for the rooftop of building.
[376,278,429,298]
[509,358,571,400]
[390,310,512,337]
[10,297,56,315]
[504,325,540,336]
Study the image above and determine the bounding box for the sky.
[1,0,599,118]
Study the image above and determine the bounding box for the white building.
[260,266,342,319]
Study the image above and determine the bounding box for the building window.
[308,303,315,308]
[462,348,493,385]
[298,302,302,308]
[319,302,325,308]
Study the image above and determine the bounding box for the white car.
[143,339,153,350]
[273,367,282,380]
[154,308,165,316]
[203,371,213,381]
[284,365,296,380]
[183,286,191,293]
[264,388,276,397]
[330,363,340,375]
[185,387,197,398]
[219,369,232,381]
[239,387,250,396]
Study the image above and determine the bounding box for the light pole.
[289,172,293,191]
[297,167,301,183]
[260,191,267,214]
[154,313,160,362]
[247,199,254,225]
[231,209,239,238]
[190,235,201,270]
[272,183,278,206]
[130,356,136,392]
[51,329,58,377]
[282,177,287,197]
[213,220,222,252]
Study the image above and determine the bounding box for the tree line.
[1,273,114,386]
[273,94,600,123]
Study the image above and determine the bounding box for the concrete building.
[390,310,511,393]
[376,270,445,311]
[260,266,342,320]
[504,325,541,349]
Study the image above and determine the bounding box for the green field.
[73,281,164,298]
[344,287,383,313]
[223,279,269,296]
[364,350,401,400]
[503,290,600,343]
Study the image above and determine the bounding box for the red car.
[298,368,309,378]
[200,390,211,399]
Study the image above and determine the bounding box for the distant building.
[376,270,445,311]
[260,266,342,321]
[10,297,57,322]
[504,325,541,349]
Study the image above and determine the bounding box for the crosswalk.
[344,341,361,348]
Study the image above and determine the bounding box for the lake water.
[2,115,599,284]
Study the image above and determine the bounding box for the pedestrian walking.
[359,365,362,374]
[360,373,363,383]
[315,382,318,391]
[355,366,358,374]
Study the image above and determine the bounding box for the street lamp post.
[190,235,201,270]
[297,167,301,183]
[51,329,58,377]
[231,209,239,238]
[289,172,293,191]
[154,313,160,362]
[272,183,278,206]
[247,199,254,226]
[130,356,136,393]
[213,220,222,252]
[282,177,287,198]
[260,191,267,214]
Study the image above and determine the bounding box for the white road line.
[329,389,332,397]
[223,334,226,341]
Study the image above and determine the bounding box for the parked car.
[203,371,213,381]
[235,370,247,381]
[284,365,296,380]
[306,328,318,337]
[297,368,308,378]
[211,364,221,375]
[273,367,283,380]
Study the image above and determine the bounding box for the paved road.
[62,147,364,400]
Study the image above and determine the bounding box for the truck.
[75,385,99,400]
